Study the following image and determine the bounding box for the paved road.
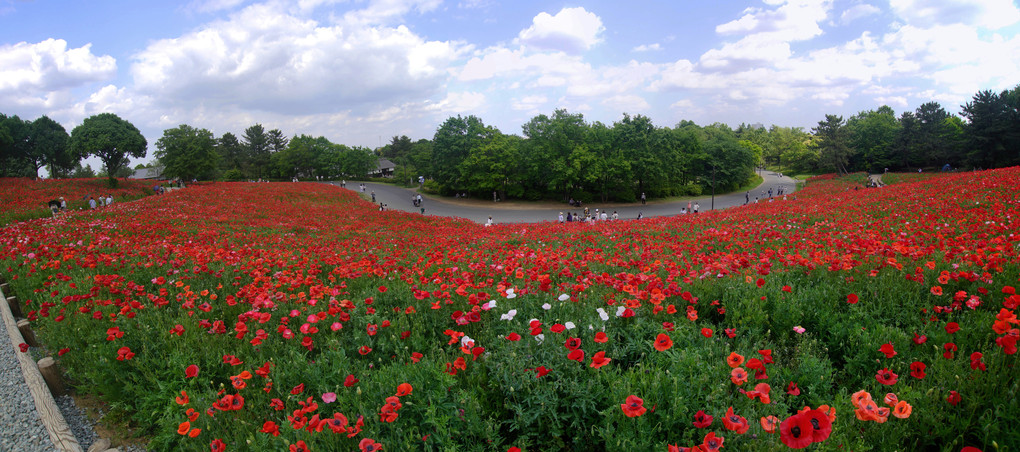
[329,171,796,224]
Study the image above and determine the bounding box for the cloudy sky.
[2,0,1019,167]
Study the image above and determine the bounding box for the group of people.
[744,186,787,205]
[51,194,115,215]
[88,194,114,209]
[557,208,627,223]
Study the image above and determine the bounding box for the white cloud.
[459,47,589,81]
[632,43,661,52]
[601,94,650,113]
[700,0,832,72]
[342,0,443,25]
[890,0,1020,29]
[517,7,604,53]
[874,96,908,107]
[511,95,547,111]
[186,0,246,14]
[0,39,116,93]
[130,2,465,116]
[839,4,880,24]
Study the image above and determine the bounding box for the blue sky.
[2,0,1019,168]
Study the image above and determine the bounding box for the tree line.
[3,82,1016,194]
[810,84,1020,175]
[382,111,757,203]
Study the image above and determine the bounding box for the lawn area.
[1,169,1018,451]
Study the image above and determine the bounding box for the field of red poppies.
[0,177,163,225]
[2,169,1018,451]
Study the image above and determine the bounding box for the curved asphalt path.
[328,170,796,224]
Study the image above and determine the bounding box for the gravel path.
[0,325,59,451]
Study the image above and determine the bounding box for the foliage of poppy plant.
[2,169,1020,450]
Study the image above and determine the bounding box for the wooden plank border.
[0,285,82,452]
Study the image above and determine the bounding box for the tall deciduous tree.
[813,115,851,175]
[30,116,74,178]
[155,124,219,181]
[846,106,899,172]
[433,115,495,194]
[69,113,147,187]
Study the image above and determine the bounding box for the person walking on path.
[641,192,646,205]
[371,191,376,202]
[693,202,699,214]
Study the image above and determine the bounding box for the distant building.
[132,166,163,180]
[370,158,396,178]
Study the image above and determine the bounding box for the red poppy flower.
[969,352,986,371]
[786,381,800,396]
[910,361,926,379]
[730,367,748,385]
[289,440,309,452]
[18,343,29,353]
[506,332,521,341]
[779,412,814,449]
[567,348,585,362]
[761,415,780,433]
[701,431,724,451]
[550,323,566,333]
[947,390,962,406]
[692,410,713,428]
[943,342,957,359]
[410,352,423,363]
[756,278,765,288]
[930,286,943,296]
[878,343,896,358]
[700,328,713,338]
[359,345,372,355]
[291,383,305,395]
[722,406,749,434]
[912,333,927,345]
[589,351,611,369]
[875,368,898,385]
[594,332,608,343]
[758,349,774,364]
[653,333,673,351]
[662,322,675,331]
[564,337,582,351]
[803,408,832,443]
[726,352,744,368]
[945,322,960,334]
[782,285,792,293]
[892,400,912,419]
[185,364,199,378]
[534,366,550,377]
[396,383,413,396]
[620,395,647,417]
[724,328,736,338]
[116,346,135,361]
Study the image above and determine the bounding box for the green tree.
[459,132,523,199]
[0,114,32,177]
[26,116,72,178]
[216,132,245,174]
[846,106,899,172]
[613,114,663,197]
[71,163,96,178]
[242,124,270,179]
[69,113,147,187]
[961,85,1020,168]
[433,115,496,194]
[813,115,851,175]
[155,124,219,181]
